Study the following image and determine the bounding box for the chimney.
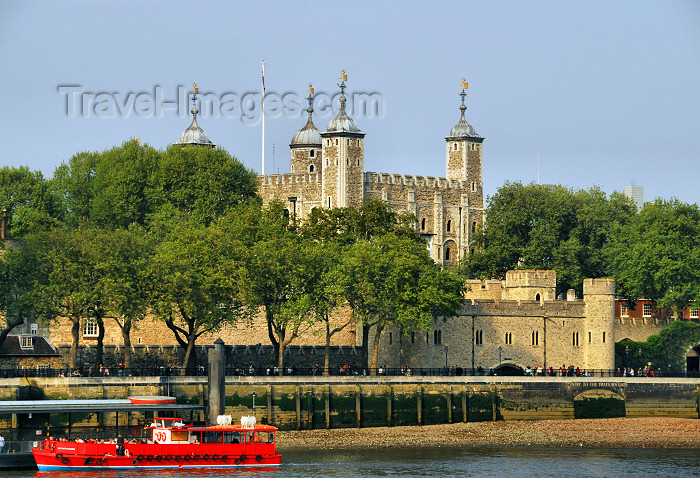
[1,209,8,240]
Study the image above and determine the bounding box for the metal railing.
[0,366,697,379]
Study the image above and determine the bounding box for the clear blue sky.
[1,1,699,205]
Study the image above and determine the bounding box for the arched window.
[535,293,540,301]
[454,143,458,151]
[421,218,426,231]
[471,221,477,233]
[309,149,315,157]
[445,247,450,261]
[447,220,452,232]
[309,164,315,173]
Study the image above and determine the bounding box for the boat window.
[224,431,241,444]
[204,431,222,443]
[170,430,189,442]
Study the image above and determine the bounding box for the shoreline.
[276,417,700,451]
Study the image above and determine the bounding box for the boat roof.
[0,397,204,414]
[186,424,278,432]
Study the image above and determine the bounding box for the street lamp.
[252,392,256,413]
[625,346,629,373]
[498,346,503,375]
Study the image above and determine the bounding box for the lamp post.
[252,392,256,413]
[498,346,502,375]
[625,346,629,374]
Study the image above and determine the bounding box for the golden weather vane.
[307,83,314,95]
[193,82,199,94]
[338,69,348,82]
[460,77,469,90]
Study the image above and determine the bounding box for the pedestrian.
[0,433,5,453]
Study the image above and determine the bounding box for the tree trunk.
[265,308,280,372]
[369,324,385,375]
[121,320,132,369]
[324,320,331,376]
[0,317,22,350]
[182,334,197,375]
[69,316,80,370]
[95,314,105,369]
[361,324,371,371]
[276,328,286,372]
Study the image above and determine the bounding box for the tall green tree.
[340,233,465,372]
[605,199,700,316]
[466,182,636,294]
[617,320,700,370]
[156,145,258,225]
[0,166,62,238]
[150,210,249,373]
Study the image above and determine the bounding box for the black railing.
[0,366,697,379]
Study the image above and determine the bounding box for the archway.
[494,364,524,376]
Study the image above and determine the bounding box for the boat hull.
[33,449,281,471]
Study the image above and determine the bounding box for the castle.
[257,75,484,265]
[4,75,690,374]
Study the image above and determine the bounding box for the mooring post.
[207,338,226,425]
[325,385,331,429]
[463,385,468,422]
[356,385,362,428]
[267,385,273,425]
[387,385,393,427]
[447,386,453,424]
[417,385,423,425]
[296,385,301,430]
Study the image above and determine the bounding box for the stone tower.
[582,278,616,369]
[290,85,322,175]
[320,70,366,209]
[445,79,484,254]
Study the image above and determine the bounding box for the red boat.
[32,414,281,470]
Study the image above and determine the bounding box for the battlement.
[583,278,616,295]
[364,172,465,190]
[506,270,556,289]
[259,172,322,186]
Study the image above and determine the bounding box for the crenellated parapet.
[259,172,323,186]
[364,172,465,190]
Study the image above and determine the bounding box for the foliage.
[605,199,700,315]
[616,320,700,370]
[465,182,636,294]
[0,166,63,238]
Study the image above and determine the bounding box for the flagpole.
[261,61,266,175]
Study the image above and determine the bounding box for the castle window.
[335,139,338,145]
[472,143,476,151]
[454,143,458,151]
[347,158,349,165]
[620,304,629,317]
[572,332,579,346]
[433,330,442,345]
[426,332,430,344]
[532,331,538,346]
[475,330,483,345]
[643,303,651,317]
[588,331,592,343]
[411,332,415,344]
[691,308,699,318]
[327,139,330,146]
[326,159,329,167]
[445,247,450,261]
[327,197,332,208]
[347,139,350,146]
[389,332,393,345]
[535,293,541,302]
[505,332,512,345]
[421,218,426,231]
[83,318,98,337]
[309,164,315,173]
[309,150,315,157]
[470,247,475,254]
[471,221,477,233]
[447,220,452,232]
[603,332,606,343]
[471,182,476,192]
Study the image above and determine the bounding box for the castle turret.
[445,79,484,257]
[320,70,365,209]
[175,83,215,148]
[583,278,616,370]
[290,85,322,175]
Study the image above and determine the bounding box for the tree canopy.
[465,182,636,294]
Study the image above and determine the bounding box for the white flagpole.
[262,61,266,175]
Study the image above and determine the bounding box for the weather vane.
[307,83,314,95]
[192,82,199,95]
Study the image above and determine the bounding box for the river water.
[6,447,700,477]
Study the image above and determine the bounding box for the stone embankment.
[278,417,700,450]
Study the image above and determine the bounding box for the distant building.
[623,183,644,212]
